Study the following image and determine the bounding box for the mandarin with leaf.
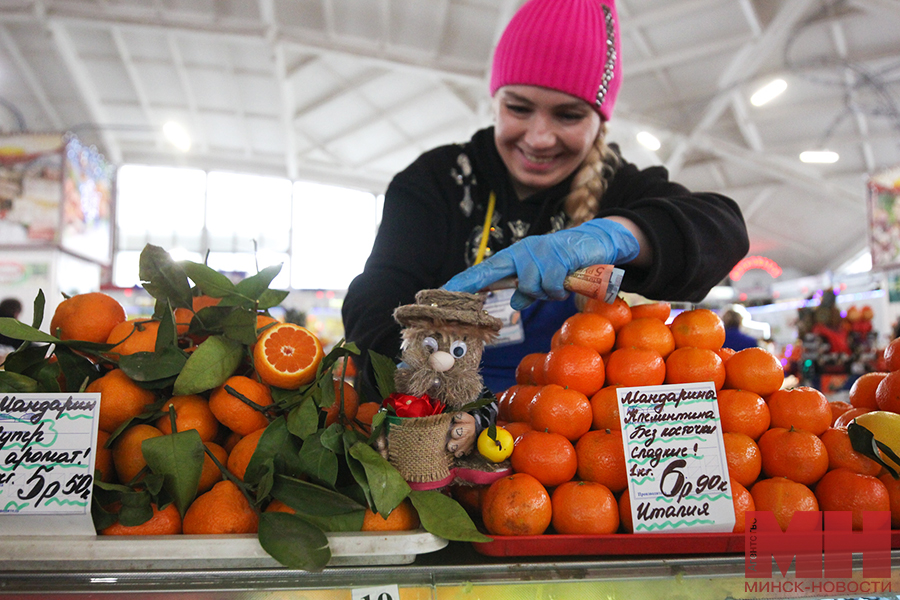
[182,480,259,534]
[86,368,156,434]
[50,292,126,344]
[209,375,273,436]
[99,502,182,536]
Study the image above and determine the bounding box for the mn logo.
[745,510,891,579]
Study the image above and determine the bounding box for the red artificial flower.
[383,393,446,418]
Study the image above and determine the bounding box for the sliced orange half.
[253,322,324,389]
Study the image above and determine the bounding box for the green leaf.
[233,264,282,301]
[222,307,259,346]
[188,305,231,336]
[295,511,365,533]
[155,304,179,352]
[52,345,99,393]
[2,343,54,375]
[409,490,492,542]
[319,423,344,453]
[29,359,63,393]
[369,350,397,399]
[119,347,188,383]
[258,512,331,572]
[141,429,205,516]
[116,489,154,527]
[295,432,338,487]
[91,495,118,531]
[0,318,59,344]
[267,417,305,479]
[244,418,290,485]
[271,474,366,516]
[342,431,373,509]
[286,399,320,440]
[0,371,38,392]
[181,261,235,298]
[255,458,276,501]
[139,244,194,309]
[173,335,242,395]
[257,289,290,310]
[348,442,410,516]
[317,372,337,409]
[31,289,45,329]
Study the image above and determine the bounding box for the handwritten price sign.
[0,393,100,521]
[617,382,735,533]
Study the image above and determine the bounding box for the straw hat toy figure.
[382,289,502,488]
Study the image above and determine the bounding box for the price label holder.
[351,584,401,600]
[0,392,101,535]
[483,289,524,348]
[617,382,735,533]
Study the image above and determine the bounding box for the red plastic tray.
[472,530,900,558]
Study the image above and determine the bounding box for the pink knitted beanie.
[490,0,622,121]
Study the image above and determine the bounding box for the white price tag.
[0,392,101,535]
[351,585,400,600]
[617,382,735,533]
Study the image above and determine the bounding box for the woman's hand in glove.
[443,218,640,310]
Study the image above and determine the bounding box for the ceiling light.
[636,131,661,151]
[750,78,787,107]
[163,121,191,152]
[799,150,839,164]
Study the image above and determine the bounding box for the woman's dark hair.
[0,298,23,318]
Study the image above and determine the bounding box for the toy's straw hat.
[393,289,501,332]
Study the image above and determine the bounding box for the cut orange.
[253,323,324,389]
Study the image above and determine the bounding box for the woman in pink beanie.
[344,0,749,401]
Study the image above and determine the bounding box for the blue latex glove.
[443,219,640,310]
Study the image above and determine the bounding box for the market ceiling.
[1,0,899,280]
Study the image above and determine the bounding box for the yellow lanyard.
[474,192,496,265]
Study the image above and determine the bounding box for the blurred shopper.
[722,309,759,351]
[0,297,25,358]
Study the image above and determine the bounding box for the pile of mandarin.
[47,291,406,536]
[463,297,900,537]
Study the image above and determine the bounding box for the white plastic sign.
[0,392,101,535]
[617,382,735,533]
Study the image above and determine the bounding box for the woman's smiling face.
[493,85,602,199]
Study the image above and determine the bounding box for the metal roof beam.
[0,25,63,129]
[46,20,122,162]
[665,0,820,176]
[166,32,208,153]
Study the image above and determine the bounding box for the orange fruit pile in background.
[470,298,900,537]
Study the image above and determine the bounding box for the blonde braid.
[563,123,619,226]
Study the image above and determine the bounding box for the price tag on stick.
[617,382,735,533]
[0,392,101,535]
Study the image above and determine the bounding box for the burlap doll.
[384,289,503,489]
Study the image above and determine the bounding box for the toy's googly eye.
[422,337,439,353]
[450,340,467,358]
